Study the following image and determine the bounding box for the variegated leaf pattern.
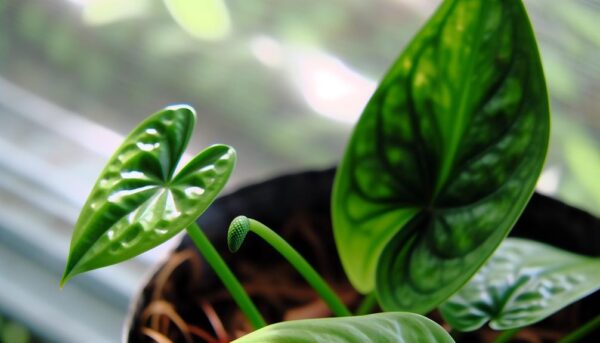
[440,238,600,331]
[62,106,236,284]
[332,0,549,313]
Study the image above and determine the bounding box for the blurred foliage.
[82,0,149,26]
[564,130,600,210]
[0,0,598,216]
[164,0,231,41]
[0,314,42,343]
[553,1,600,49]
[553,116,600,215]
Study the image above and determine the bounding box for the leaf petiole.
[228,216,352,317]
[492,328,520,343]
[186,223,266,329]
[355,292,378,315]
[558,312,600,343]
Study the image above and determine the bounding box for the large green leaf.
[332,0,549,313]
[233,312,455,343]
[440,238,600,331]
[62,106,236,285]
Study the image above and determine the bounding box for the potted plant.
[62,0,600,342]
[124,169,600,342]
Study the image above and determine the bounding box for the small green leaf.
[440,238,600,331]
[233,312,455,343]
[62,106,236,285]
[332,0,549,313]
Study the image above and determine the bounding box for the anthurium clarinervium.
[61,105,236,285]
[440,238,600,331]
[332,0,549,313]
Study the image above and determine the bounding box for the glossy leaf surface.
[233,312,455,343]
[332,0,549,313]
[440,238,600,331]
[62,106,236,284]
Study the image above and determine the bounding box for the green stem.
[492,328,520,343]
[186,223,266,329]
[355,292,378,315]
[558,312,600,343]
[246,218,352,317]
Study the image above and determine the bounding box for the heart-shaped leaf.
[62,105,236,285]
[233,312,455,343]
[440,238,600,331]
[332,0,549,313]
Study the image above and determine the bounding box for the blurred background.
[0,0,598,341]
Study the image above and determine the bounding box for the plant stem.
[558,312,600,343]
[355,292,378,315]
[492,328,520,343]
[247,219,352,317]
[186,223,266,329]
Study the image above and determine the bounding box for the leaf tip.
[59,272,71,289]
[210,143,236,155]
[60,258,78,288]
[164,104,197,125]
[206,144,238,167]
[165,103,196,114]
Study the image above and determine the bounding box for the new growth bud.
[228,215,250,252]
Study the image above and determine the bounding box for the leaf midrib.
[434,5,488,197]
[66,184,164,274]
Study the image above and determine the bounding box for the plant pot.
[124,168,600,342]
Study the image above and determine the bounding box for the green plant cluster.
[62,0,600,342]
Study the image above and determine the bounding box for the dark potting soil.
[127,168,600,343]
